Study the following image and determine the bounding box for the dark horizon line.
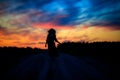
[0,41,120,49]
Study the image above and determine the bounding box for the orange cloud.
[0,23,120,49]
[31,21,74,30]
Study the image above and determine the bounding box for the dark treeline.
[58,41,120,63]
[0,46,45,56]
[0,47,45,77]
[58,41,120,55]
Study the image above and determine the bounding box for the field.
[1,42,120,80]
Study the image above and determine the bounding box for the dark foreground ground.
[0,42,120,80]
[2,53,117,80]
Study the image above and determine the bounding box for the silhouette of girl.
[45,28,60,57]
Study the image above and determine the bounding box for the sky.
[0,0,120,49]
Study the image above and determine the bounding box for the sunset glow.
[0,0,120,49]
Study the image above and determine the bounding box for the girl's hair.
[48,28,56,34]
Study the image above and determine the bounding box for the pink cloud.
[31,21,74,30]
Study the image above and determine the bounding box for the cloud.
[86,0,120,29]
[0,25,9,35]
[38,42,45,44]
[0,0,120,30]
[20,42,37,45]
[0,24,32,36]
